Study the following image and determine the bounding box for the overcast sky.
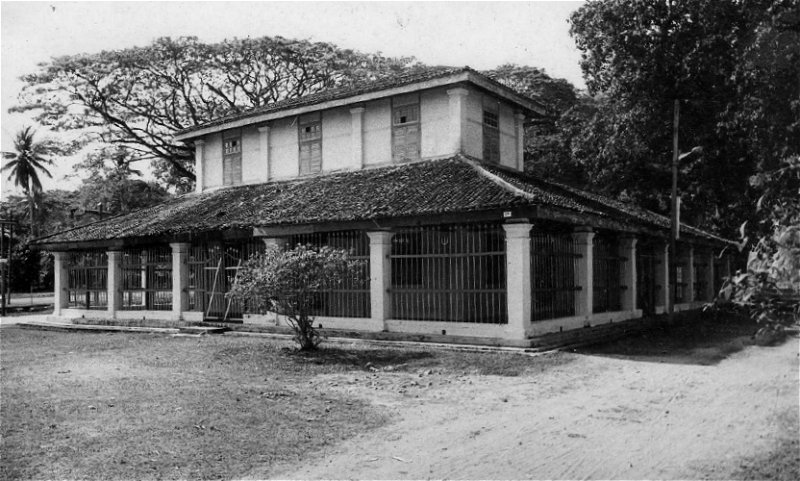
[0,0,586,199]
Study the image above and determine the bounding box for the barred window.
[222,131,242,186]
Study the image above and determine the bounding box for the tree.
[13,36,419,190]
[73,146,170,215]
[227,244,366,350]
[568,0,799,237]
[1,127,57,237]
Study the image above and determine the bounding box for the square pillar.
[258,126,271,181]
[620,236,637,311]
[194,139,205,193]
[367,231,393,331]
[515,112,526,171]
[504,222,532,339]
[350,107,365,168]
[572,227,594,317]
[171,243,190,317]
[52,251,69,316]
[656,242,671,309]
[447,87,469,155]
[107,249,122,317]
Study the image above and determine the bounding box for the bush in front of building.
[227,244,365,350]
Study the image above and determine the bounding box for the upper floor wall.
[193,85,526,192]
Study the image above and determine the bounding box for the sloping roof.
[175,67,545,140]
[33,156,730,248]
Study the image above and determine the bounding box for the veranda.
[52,219,731,340]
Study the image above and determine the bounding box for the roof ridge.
[461,156,539,203]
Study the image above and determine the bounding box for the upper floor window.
[222,130,242,186]
[299,113,322,175]
[483,99,500,164]
[392,94,420,163]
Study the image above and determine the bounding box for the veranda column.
[194,139,205,193]
[515,112,526,171]
[503,222,532,339]
[350,107,365,168]
[572,227,595,318]
[367,231,393,331]
[620,236,638,312]
[656,242,671,311]
[107,249,122,318]
[170,243,190,318]
[258,126,271,180]
[447,87,469,155]
[52,251,69,316]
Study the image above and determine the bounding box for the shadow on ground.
[573,313,767,366]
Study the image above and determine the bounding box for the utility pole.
[669,99,680,317]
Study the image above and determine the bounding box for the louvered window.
[222,131,242,186]
[392,95,420,163]
[299,114,322,175]
[483,100,500,164]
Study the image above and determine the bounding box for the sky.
[0,0,586,200]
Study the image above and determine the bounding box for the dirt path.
[265,339,799,479]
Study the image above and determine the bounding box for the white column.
[685,245,695,304]
[350,107,365,168]
[194,139,205,193]
[107,249,122,317]
[53,251,69,316]
[447,87,469,155]
[171,243,190,317]
[515,112,526,171]
[367,231,393,331]
[572,228,595,317]
[258,126,271,180]
[620,236,637,312]
[503,222,532,339]
[656,242,671,310]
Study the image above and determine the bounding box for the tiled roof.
[175,67,542,138]
[32,156,729,247]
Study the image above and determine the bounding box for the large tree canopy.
[13,36,419,191]
[567,0,800,237]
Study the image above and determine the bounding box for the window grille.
[483,99,500,164]
[636,243,660,314]
[392,95,421,163]
[188,240,265,320]
[299,116,322,175]
[593,235,625,313]
[283,231,371,318]
[390,223,507,324]
[222,130,242,186]
[530,230,581,321]
[674,265,686,304]
[694,253,708,302]
[120,247,172,311]
[67,250,108,309]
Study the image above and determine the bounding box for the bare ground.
[263,336,799,480]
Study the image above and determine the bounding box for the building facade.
[34,67,733,344]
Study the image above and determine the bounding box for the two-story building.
[33,67,734,344]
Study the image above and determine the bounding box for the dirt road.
[266,338,799,479]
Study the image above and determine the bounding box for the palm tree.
[2,126,55,237]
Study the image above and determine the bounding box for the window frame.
[222,129,242,186]
[298,113,323,175]
[482,98,500,164]
[391,94,421,163]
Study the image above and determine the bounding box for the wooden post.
[669,99,679,316]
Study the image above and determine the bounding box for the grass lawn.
[0,328,569,480]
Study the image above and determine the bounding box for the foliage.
[716,156,800,332]
[13,36,419,191]
[567,0,800,237]
[228,244,366,350]
[72,146,170,215]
